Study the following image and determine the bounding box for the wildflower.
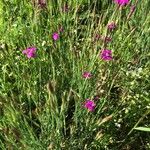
[114,0,129,6]
[100,49,113,61]
[107,22,116,31]
[52,32,59,41]
[22,47,37,58]
[84,99,96,112]
[82,72,92,79]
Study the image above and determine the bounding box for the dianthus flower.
[100,49,113,61]
[114,0,129,6]
[52,32,59,41]
[22,47,37,58]
[84,99,96,112]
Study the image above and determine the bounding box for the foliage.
[0,0,150,149]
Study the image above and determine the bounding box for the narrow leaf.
[134,127,150,132]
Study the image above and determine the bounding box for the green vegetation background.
[0,0,150,149]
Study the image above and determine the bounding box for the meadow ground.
[0,0,150,149]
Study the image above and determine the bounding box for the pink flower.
[82,72,92,79]
[52,32,59,41]
[84,99,96,112]
[22,47,37,58]
[114,0,129,6]
[100,49,113,61]
[107,22,117,31]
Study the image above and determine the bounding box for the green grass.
[0,0,150,149]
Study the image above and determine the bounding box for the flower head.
[107,22,117,31]
[100,49,113,61]
[114,0,129,6]
[22,47,37,58]
[82,72,92,79]
[52,32,59,41]
[84,99,96,112]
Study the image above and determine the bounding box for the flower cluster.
[21,1,135,113]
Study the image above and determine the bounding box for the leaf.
[134,127,150,132]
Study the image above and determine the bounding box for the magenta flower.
[82,72,92,79]
[22,47,37,58]
[107,22,117,31]
[84,99,96,112]
[52,32,59,41]
[100,49,113,61]
[114,0,129,6]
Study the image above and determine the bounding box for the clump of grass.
[0,0,150,149]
